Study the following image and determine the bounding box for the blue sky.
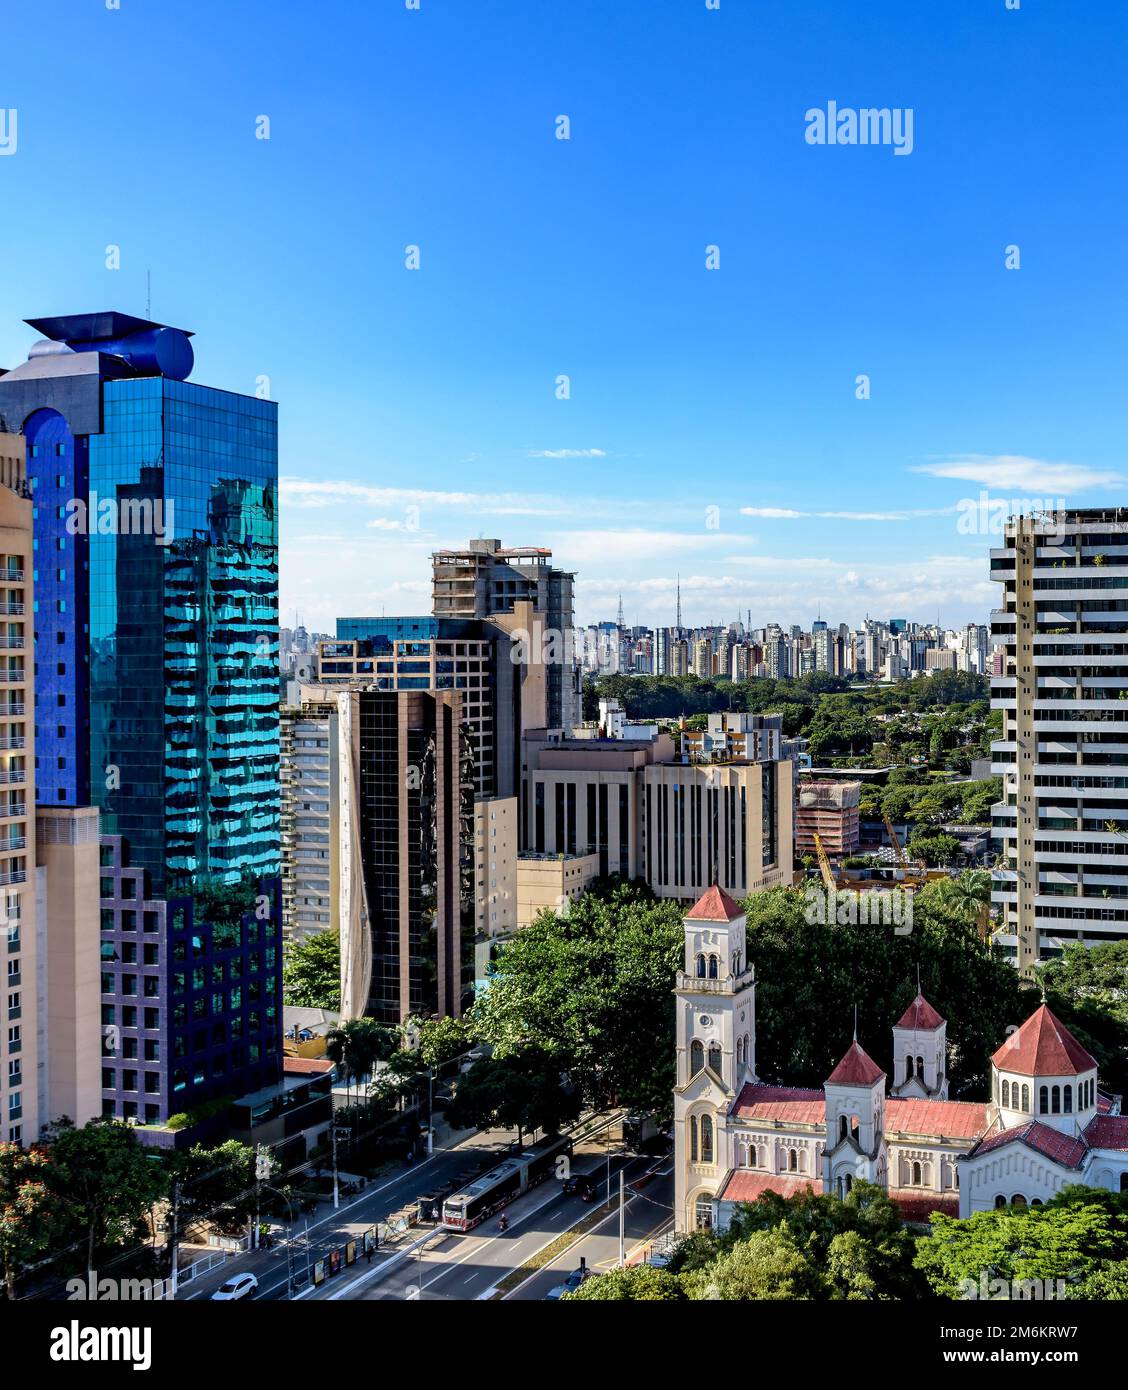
[2,0,1125,632]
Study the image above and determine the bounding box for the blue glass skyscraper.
[0,313,282,1133]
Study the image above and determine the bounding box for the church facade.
[673,885,1128,1233]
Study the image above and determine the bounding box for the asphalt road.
[326,1149,673,1302]
[182,1128,515,1302]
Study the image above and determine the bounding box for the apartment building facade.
[991,509,1128,973]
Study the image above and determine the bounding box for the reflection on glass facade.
[89,378,279,897]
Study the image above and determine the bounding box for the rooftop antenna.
[617,591,625,630]
[916,962,921,997]
[853,1004,858,1041]
[676,574,682,632]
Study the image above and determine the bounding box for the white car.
[211,1272,259,1301]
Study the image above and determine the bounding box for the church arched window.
[916,1055,924,1078]
[911,1161,921,1185]
[843,1174,853,1195]
[994,1195,1007,1209]
[839,1115,848,1142]
[695,954,706,978]
[905,1055,915,1083]
[1012,1193,1027,1207]
[1051,1085,1061,1115]
[1120,1173,1128,1193]
[1030,1198,1043,1207]
[690,1040,704,1076]
[1021,1084,1030,1112]
[732,950,741,975]
[695,1196,714,1231]
[1039,1085,1049,1114]
[1064,1085,1073,1114]
[707,1043,722,1074]
[1001,1079,1011,1108]
[788,1149,797,1172]
[689,1115,698,1162]
[707,955,719,979]
[798,1150,807,1173]
[701,1114,714,1164]
[749,1144,758,1168]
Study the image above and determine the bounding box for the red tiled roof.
[971,1120,1088,1170]
[284,1056,334,1074]
[686,884,745,922]
[889,1190,960,1223]
[1084,1115,1128,1152]
[990,1005,1096,1078]
[731,1083,826,1125]
[886,1098,991,1141]
[895,993,945,1032]
[827,1040,885,1087]
[718,1171,823,1203]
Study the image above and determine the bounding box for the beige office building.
[517,851,601,928]
[522,728,793,904]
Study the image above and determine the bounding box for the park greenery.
[585,669,999,776]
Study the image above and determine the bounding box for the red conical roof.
[896,993,945,1032]
[686,884,744,922]
[827,1040,885,1087]
[991,1005,1096,1078]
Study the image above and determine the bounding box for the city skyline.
[3,2,1126,631]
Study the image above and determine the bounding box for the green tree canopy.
[282,928,341,1010]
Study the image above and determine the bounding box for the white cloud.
[914,454,1124,494]
[527,448,608,459]
[280,477,575,516]
[740,506,807,518]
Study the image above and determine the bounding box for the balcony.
[0,869,26,885]
[0,837,27,853]
[0,604,23,616]
[0,804,25,819]
[0,672,25,684]
[0,571,24,585]
[0,738,25,750]
[0,637,24,650]
[0,771,25,785]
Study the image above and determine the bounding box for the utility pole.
[618,1170,625,1266]
[168,1179,179,1299]
[331,1126,340,1210]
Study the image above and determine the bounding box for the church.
[673,885,1128,1233]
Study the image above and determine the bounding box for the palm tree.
[326,1018,399,1104]
[943,869,994,940]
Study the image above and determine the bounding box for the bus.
[441,1134,572,1232]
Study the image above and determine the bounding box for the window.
[788,1149,797,1172]
[701,1114,714,1164]
[1039,1085,1049,1114]
[694,1197,713,1231]
[690,1040,704,1075]
[1064,1085,1073,1114]
[1002,1079,1010,1108]
[695,953,706,978]
[707,955,718,979]
[994,1194,1007,1209]
[912,1161,922,1186]
[707,1043,722,1075]
[1051,1085,1061,1115]
[689,1115,698,1162]
[1021,1084,1030,1112]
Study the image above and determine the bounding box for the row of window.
[998,1076,1094,1114]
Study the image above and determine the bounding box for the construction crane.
[883,812,914,872]
[813,832,838,892]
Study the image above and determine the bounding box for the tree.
[472,879,684,1115]
[325,1018,400,1103]
[916,1186,1128,1297]
[683,1227,826,1300]
[566,1264,686,1300]
[742,884,1035,1096]
[282,928,340,1009]
[448,1048,580,1147]
[406,1014,476,1071]
[170,1140,257,1231]
[0,1144,61,1299]
[907,829,960,867]
[45,1118,166,1274]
